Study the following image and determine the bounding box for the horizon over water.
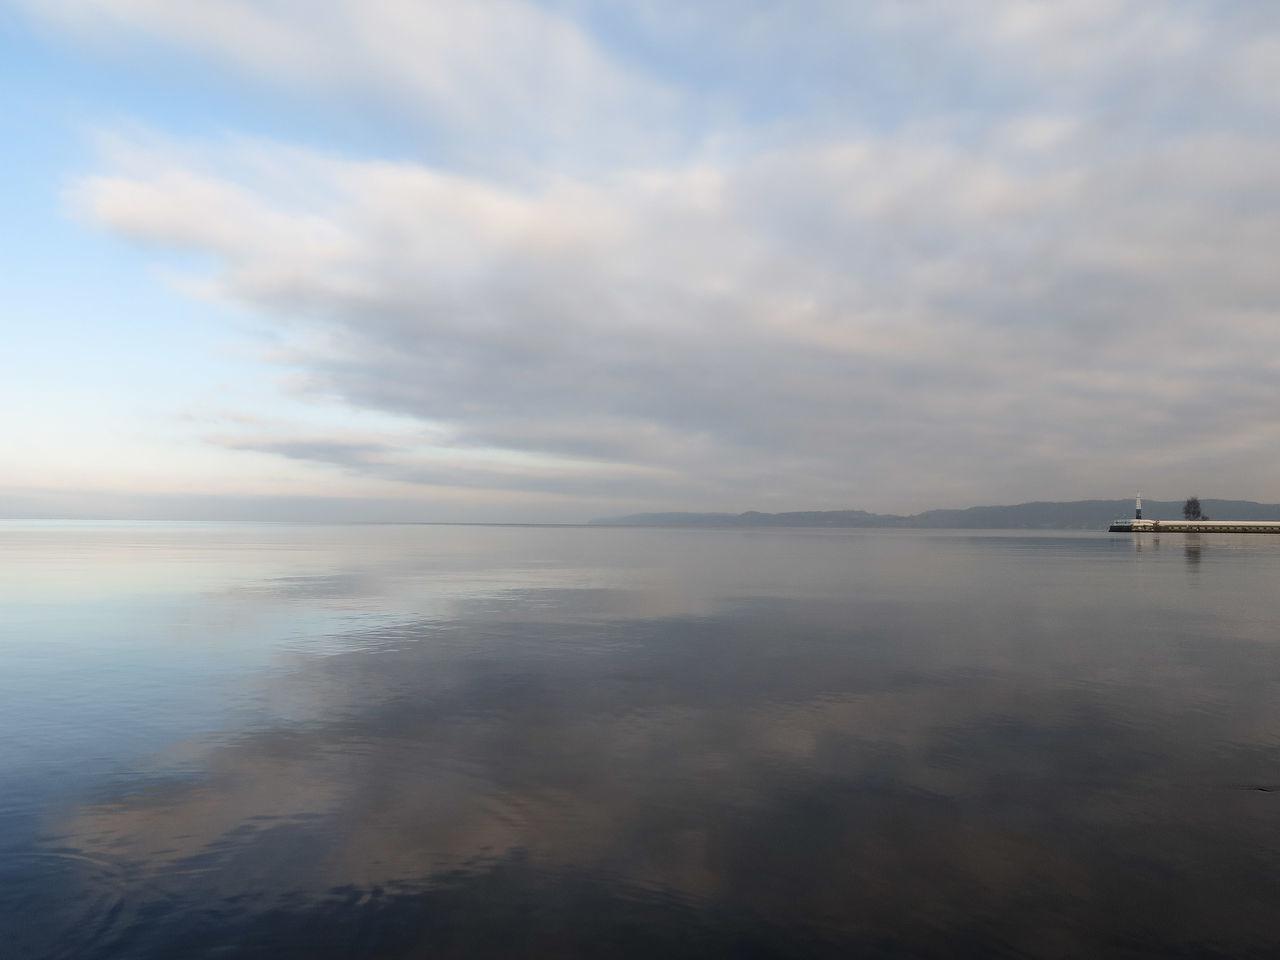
[5,521,1280,957]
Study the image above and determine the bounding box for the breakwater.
[1109,519,1280,533]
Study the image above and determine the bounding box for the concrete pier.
[1109,519,1280,533]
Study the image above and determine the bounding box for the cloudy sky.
[3,1,1279,521]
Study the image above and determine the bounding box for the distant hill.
[591,500,1280,530]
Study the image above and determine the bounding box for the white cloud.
[17,0,1280,512]
[1230,36,1280,109]
[17,0,676,169]
[68,112,1280,510]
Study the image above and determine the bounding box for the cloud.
[215,437,398,468]
[16,0,677,169]
[204,426,686,500]
[26,0,1280,511]
[70,108,1280,510]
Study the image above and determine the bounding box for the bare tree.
[1183,496,1202,521]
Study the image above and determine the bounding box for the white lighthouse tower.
[1110,494,1156,531]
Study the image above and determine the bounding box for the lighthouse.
[1135,493,1143,520]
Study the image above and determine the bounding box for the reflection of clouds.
[56,587,1280,954]
[15,527,1280,956]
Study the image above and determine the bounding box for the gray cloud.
[46,0,1280,513]
[208,431,689,501]
[218,438,399,467]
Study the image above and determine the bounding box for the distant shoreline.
[8,498,1280,530]
[591,499,1280,531]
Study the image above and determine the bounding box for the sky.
[3,0,1279,522]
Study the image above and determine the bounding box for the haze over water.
[5,522,1280,958]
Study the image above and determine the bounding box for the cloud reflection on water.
[56,610,1280,952]
[10,526,1280,957]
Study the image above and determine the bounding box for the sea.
[4,521,1280,958]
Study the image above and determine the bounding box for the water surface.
[4,523,1280,957]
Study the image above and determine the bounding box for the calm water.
[4,522,1280,958]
